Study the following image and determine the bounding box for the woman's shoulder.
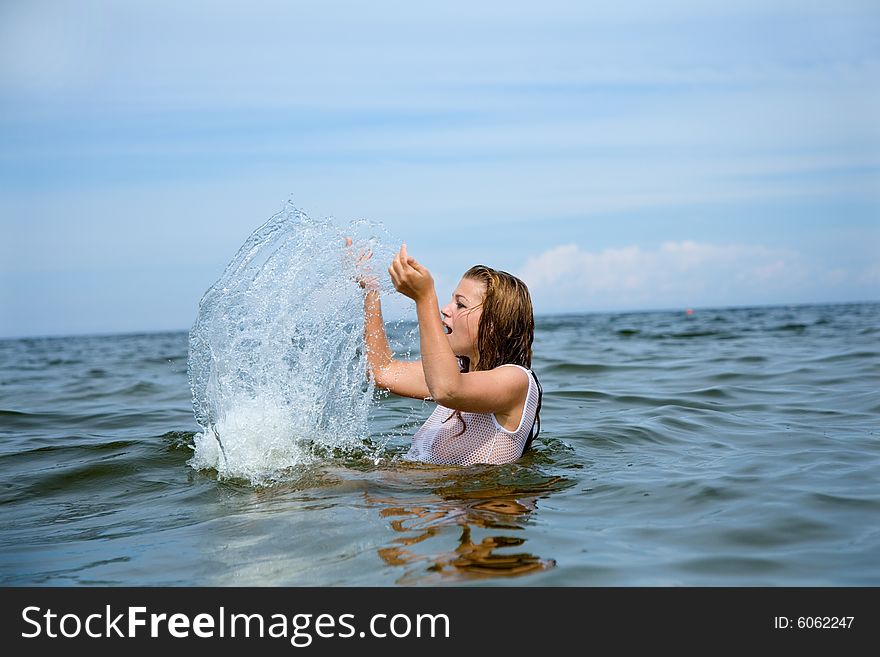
[492,364,538,393]
[489,363,533,390]
[494,363,531,375]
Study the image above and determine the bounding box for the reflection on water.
[368,468,572,584]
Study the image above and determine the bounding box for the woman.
[359,243,542,466]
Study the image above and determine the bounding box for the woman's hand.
[344,237,379,291]
[388,244,434,302]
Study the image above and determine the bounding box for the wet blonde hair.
[444,266,539,448]
[460,265,534,372]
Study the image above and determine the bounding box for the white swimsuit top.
[406,364,541,466]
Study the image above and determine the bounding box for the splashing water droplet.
[187,202,399,485]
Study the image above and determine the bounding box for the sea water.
[1,274,878,584]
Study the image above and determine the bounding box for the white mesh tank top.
[406,364,540,466]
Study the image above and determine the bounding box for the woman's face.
[440,277,485,359]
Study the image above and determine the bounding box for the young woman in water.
[356,243,542,466]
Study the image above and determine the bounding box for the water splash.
[187,202,399,485]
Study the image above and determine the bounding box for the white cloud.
[517,240,826,311]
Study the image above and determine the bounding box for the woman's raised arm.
[348,237,429,400]
[362,288,430,399]
[388,245,527,415]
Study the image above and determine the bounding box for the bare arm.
[363,288,430,400]
[389,245,527,415]
[347,236,429,400]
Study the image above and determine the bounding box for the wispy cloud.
[517,240,871,311]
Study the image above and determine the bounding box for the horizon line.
[2,298,877,342]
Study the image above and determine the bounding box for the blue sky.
[1,0,878,337]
